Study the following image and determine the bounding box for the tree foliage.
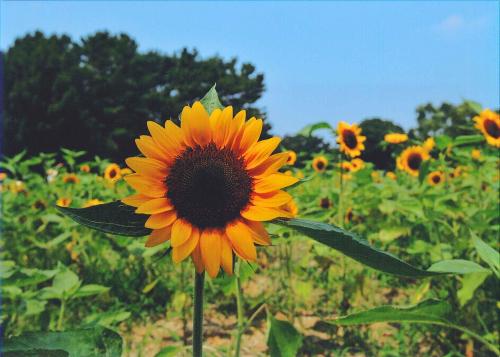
[281,134,332,167]
[4,31,267,161]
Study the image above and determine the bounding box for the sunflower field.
[1,90,499,357]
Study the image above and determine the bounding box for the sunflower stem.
[193,271,205,357]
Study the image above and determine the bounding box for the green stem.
[57,299,66,331]
[446,323,499,355]
[234,262,245,357]
[193,271,205,357]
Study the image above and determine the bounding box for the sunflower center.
[484,119,499,138]
[166,143,253,229]
[343,130,358,149]
[432,175,440,184]
[316,161,325,170]
[407,153,422,171]
[109,170,117,178]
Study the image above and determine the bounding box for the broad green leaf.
[472,233,499,277]
[457,272,489,306]
[24,299,47,316]
[378,226,411,243]
[3,327,122,357]
[83,310,131,327]
[272,218,439,277]
[56,201,150,237]
[453,135,484,146]
[73,284,110,299]
[465,100,482,114]
[3,268,58,288]
[427,259,489,274]
[53,270,81,295]
[0,260,16,279]
[297,122,332,136]
[200,84,223,115]
[435,135,452,150]
[267,316,303,357]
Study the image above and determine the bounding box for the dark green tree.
[359,118,404,170]
[280,134,332,167]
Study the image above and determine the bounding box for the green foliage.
[280,134,332,167]
[267,316,303,357]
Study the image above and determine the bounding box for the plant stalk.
[57,299,66,331]
[193,271,205,357]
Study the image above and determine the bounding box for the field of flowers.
[1,99,499,356]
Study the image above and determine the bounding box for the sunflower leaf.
[56,201,150,237]
[272,218,444,278]
[297,122,332,136]
[200,84,224,114]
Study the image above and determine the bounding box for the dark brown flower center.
[343,130,358,149]
[320,198,330,209]
[484,119,499,138]
[432,174,440,184]
[407,153,422,171]
[316,161,325,170]
[166,143,253,229]
[109,170,117,178]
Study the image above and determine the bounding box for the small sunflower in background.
[397,146,429,177]
[345,207,354,224]
[428,171,445,186]
[286,151,297,166]
[384,133,408,144]
[386,171,397,180]
[319,197,332,209]
[350,158,365,172]
[63,173,80,184]
[471,149,481,160]
[339,161,354,173]
[56,197,72,207]
[371,171,381,182]
[474,109,500,148]
[449,166,465,179]
[82,199,104,208]
[104,163,122,183]
[80,164,90,173]
[337,122,366,157]
[312,156,328,173]
[423,137,435,152]
[0,172,8,181]
[122,102,297,278]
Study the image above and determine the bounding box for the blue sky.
[1,1,499,136]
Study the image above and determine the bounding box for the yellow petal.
[239,118,263,155]
[191,243,204,273]
[135,136,171,163]
[244,137,281,170]
[136,197,173,214]
[248,152,290,178]
[225,110,246,148]
[171,219,193,247]
[189,102,212,146]
[213,106,233,148]
[208,108,222,132]
[145,211,177,229]
[254,174,299,193]
[245,220,271,245]
[181,106,196,147]
[220,235,233,275]
[241,205,291,221]
[147,121,180,157]
[173,228,200,263]
[124,174,166,198]
[145,226,172,247]
[164,120,185,148]
[225,220,257,261]
[200,230,221,278]
[252,190,292,207]
[125,157,168,179]
[122,193,151,207]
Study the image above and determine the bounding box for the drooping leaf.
[453,135,485,146]
[427,259,489,274]
[3,327,122,357]
[267,316,303,357]
[73,284,110,299]
[56,201,150,237]
[457,272,489,306]
[200,84,224,115]
[472,233,499,277]
[465,100,482,115]
[297,122,332,136]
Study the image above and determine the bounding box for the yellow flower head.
[122,102,297,278]
[384,133,408,144]
[319,197,332,209]
[471,149,481,160]
[350,158,365,172]
[386,171,397,180]
[0,172,7,181]
[286,151,297,165]
[371,171,380,182]
[427,171,445,186]
[63,173,80,184]
[104,164,122,182]
[312,156,328,173]
[337,122,366,157]
[57,197,72,207]
[397,146,430,176]
[82,199,104,208]
[339,161,354,173]
[80,164,90,173]
[474,109,500,148]
[423,137,435,152]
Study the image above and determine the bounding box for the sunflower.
[386,171,397,180]
[471,149,481,160]
[428,171,444,186]
[474,109,500,147]
[122,102,297,278]
[0,172,7,181]
[350,158,365,172]
[337,122,366,157]
[312,156,328,172]
[82,199,104,208]
[63,173,80,184]
[397,146,430,176]
[371,171,381,182]
[80,164,90,173]
[319,197,332,209]
[339,161,354,173]
[384,133,408,144]
[286,151,297,165]
[104,164,122,182]
[57,197,72,207]
[423,137,435,152]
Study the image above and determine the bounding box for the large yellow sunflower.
[337,122,366,157]
[397,146,430,176]
[384,133,408,144]
[474,109,500,148]
[122,102,297,278]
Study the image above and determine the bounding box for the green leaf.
[24,299,48,316]
[267,316,303,357]
[73,284,110,299]
[200,84,223,115]
[453,135,485,146]
[56,201,150,237]
[427,259,489,274]
[3,327,122,357]
[435,135,452,150]
[155,346,184,357]
[418,159,430,184]
[457,272,489,306]
[53,270,81,296]
[272,218,438,277]
[3,268,58,288]
[297,122,332,136]
[83,310,131,328]
[378,226,411,243]
[465,100,482,114]
[472,233,500,277]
